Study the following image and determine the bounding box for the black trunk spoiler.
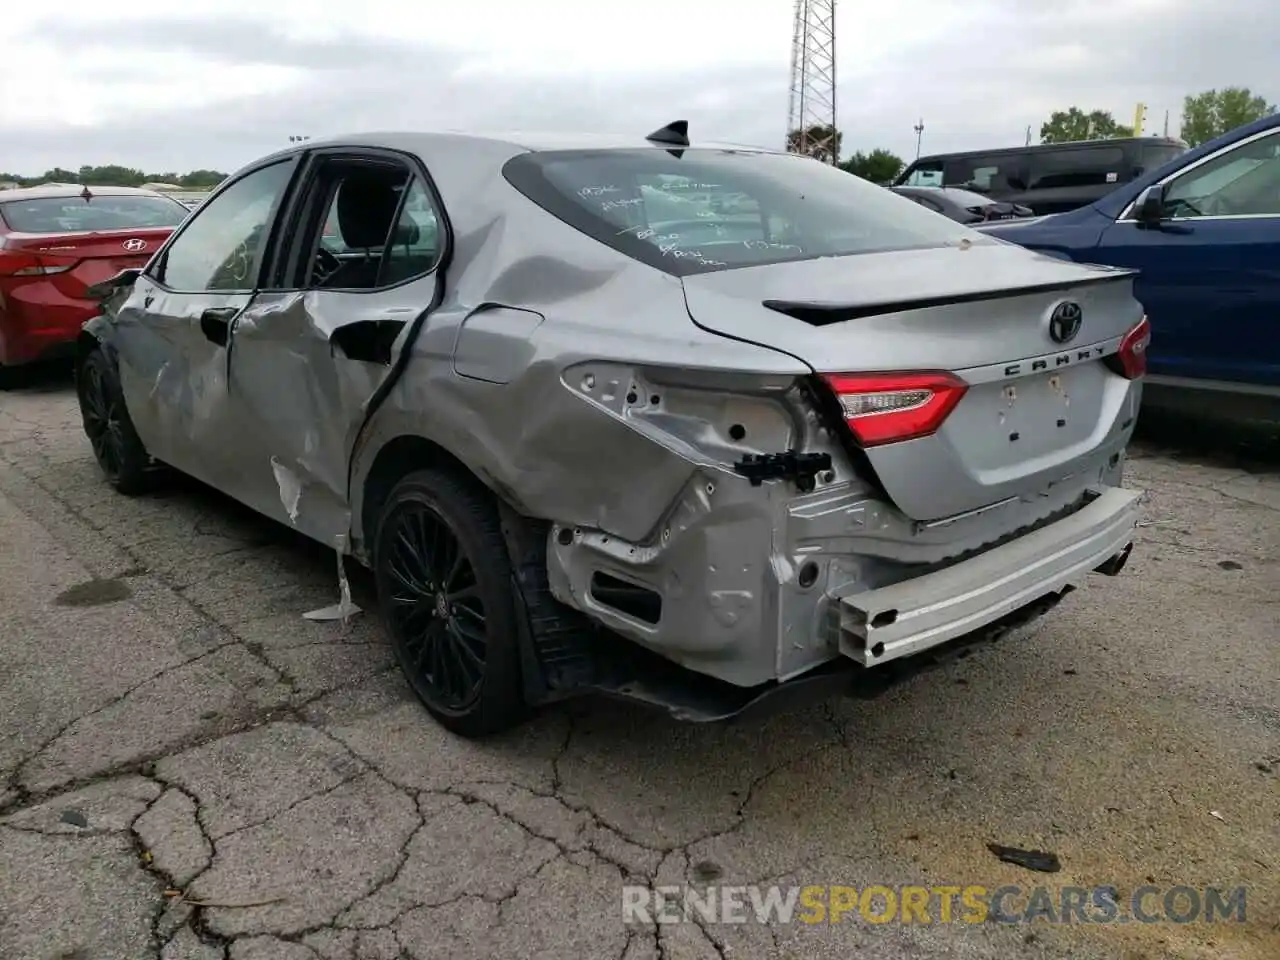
[763,272,1135,327]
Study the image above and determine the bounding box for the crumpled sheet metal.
[226,292,377,532]
[301,534,361,624]
[269,459,361,622]
[102,133,819,655]
[112,294,249,503]
[350,178,809,549]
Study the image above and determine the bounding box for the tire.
[373,468,527,737]
[76,346,150,495]
[0,360,30,390]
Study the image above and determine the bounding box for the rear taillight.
[1112,315,1151,379]
[0,248,73,278]
[820,371,968,447]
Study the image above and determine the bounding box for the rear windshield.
[503,149,986,276]
[0,195,188,233]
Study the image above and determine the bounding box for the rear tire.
[76,347,150,495]
[373,468,527,737]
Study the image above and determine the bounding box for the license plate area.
[953,364,1106,470]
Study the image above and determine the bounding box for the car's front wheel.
[76,346,150,495]
[373,468,526,737]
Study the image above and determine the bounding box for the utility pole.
[1025,125,1032,146]
[1163,110,1170,137]
[913,118,925,159]
[786,0,838,164]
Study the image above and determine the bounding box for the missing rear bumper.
[835,486,1141,667]
[579,588,1072,722]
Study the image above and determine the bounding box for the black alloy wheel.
[373,469,525,737]
[77,348,150,495]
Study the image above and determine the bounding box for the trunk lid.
[0,228,171,299]
[681,243,1143,521]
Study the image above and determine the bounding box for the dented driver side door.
[111,158,299,504]
[224,149,449,548]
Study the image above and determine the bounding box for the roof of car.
[0,184,173,201]
[260,129,788,163]
[908,136,1187,165]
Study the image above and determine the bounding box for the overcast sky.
[1,0,1274,176]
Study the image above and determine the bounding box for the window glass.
[156,162,293,291]
[380,179,440,285]
[503,148,988,277]
[0,194,188,233]
[1141,143,1187,173]
[1027,147,1125,190]
[309,167,441,289]
[1164,131,1280,218]
[900,161,944,187]
[941,156,1024,193]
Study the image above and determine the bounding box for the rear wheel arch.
[357,431,596,718]
[356,434,503,563]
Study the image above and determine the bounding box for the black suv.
[895,137,1187,216]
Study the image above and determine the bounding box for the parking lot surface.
[1,373,1276,960]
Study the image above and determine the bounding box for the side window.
[154,161,293,292]
[381,180,441,285]
[943,156,1025,193]
[1163,131,1280,218]
[901,161,944,187]
[909,195,944,213]
[304,161,441,290]
[1027,148,1125,190]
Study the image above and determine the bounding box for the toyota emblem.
[1048,301,1083,344]
[122,238,147,252]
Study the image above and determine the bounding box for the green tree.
[178,169,227,189]
[1180,87,1277,146]
[840,148,904,183]
[0,166,228,190]
[787,125,842,163]
[78,165,147,186]
[1039,108,1133,144]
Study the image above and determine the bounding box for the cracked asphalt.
[0,372,1276,960]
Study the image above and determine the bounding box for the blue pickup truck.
[978,113,1280,418]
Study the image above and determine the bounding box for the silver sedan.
[75,121,1147,736]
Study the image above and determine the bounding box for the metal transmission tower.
[786,0,838,163]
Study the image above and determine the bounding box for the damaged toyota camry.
[76,122,1147,736]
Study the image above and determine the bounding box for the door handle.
[199,306,238,347]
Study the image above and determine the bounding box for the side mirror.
[1133,184,1167,227]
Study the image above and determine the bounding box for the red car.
[0,185,189,385]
